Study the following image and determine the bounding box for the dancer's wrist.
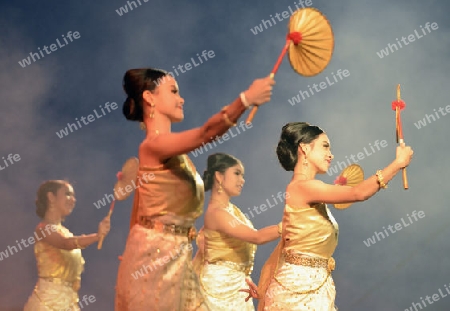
[240,92,250,108]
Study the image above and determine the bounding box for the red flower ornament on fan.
[334,176,347,186]
[333,164,364,209]
[116,171,123,181]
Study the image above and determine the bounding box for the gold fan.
[246,7,334,124]
[288,8,334,76]
[97,157,139,249]
[113,157,139,201]
[333,164,364,209]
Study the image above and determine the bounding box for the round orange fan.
[288,8,334,76]
[333,164,364,209]
[114,157,139,201]
[97,157,139,249]
[246,7,334,124]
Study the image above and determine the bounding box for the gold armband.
[375,170,388,189]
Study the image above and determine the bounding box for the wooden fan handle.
[402,167,408,189]
[246,107,258,125]
[97,236,105,250]
[246,73,275,125]
[97,209,113,249]
[399,139,409,190]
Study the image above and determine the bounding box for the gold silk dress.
[260,203,339,311]
[193,203,257,310]
[24,225,85,311]
[115,155,210,311]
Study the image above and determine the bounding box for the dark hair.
[122,68,169,122]
[276,122,324,171]
[35,180,68,219]
[202,153,241,191]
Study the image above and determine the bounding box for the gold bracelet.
[74,237,85,249]
[221,106,236,127]
[375,170,388,189]
[277,222,283,235]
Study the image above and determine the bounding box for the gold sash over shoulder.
[130,154,205,229]
[283,203,338,258]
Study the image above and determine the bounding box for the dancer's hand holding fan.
[246,7,334,124]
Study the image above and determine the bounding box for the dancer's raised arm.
[122,69,274,161]
[294,145,412,206]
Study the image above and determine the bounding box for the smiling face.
[48,183,76,218]
[144,75,185,122]
[302,133,334,174]
[216,163,245,197]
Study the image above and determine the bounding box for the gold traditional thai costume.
[24,225,85,311]
[259,203,339,311]
[115,155,209,311]
[193,203,257,310]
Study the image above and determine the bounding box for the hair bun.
[276,139,296,171]
[276,122,324,171]
[123,97,143,121]
[202,170,213,191]
[122,68,168,123]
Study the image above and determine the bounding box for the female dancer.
[114,68,274,311]
[192,153,281,310]
[247,122,413,311]
[24,180,111,311]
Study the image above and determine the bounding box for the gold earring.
[149,103,155,118]
[303,158,308,166]
[218,182,223,193]
[139,122,146,130]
